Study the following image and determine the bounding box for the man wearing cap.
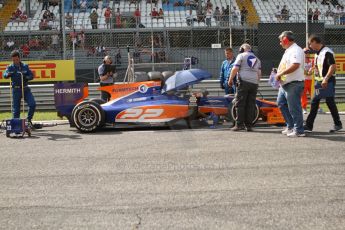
[304,34,342,133]
[228,43,262,131]
[98,55,115,102]
[275,31,305,137]
[3,50,36,125]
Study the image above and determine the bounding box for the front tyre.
[72,101,105,132]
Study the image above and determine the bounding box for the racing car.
[54,69,285,132]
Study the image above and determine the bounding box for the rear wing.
[54,83,88,118]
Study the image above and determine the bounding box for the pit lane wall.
[1,79,345,112]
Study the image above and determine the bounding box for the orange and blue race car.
[54,69,285,132]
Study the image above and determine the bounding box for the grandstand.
[0,0,345,81]
[252,0,345,24]
[2,0,241,31]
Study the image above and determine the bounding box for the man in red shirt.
[21,43,30,57]
[134,7,141,26]
[151,8,159,18]
[104,7,112,29]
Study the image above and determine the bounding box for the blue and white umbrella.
[162,69,212,93]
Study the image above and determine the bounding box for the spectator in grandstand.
[304,35,343,133]
[184,0,191,10]
[197,9,205,24]
[19,12,28,22]
[334,5,342,24]
[98,0,103,9]
[325,5,334,17]
[240,6,248,26]
[87,46,96,56]
[281,5,289,21]
[232,6,240,25]
[14,8,22,18]
[90,0,98,9]
[220,47,236,95]
[186,9,193,26]
[39,19,48,30]
[51,32,59,52]
[80,0,87,12]
[21,43,30,58]
[115,48,121,65]
[5,38,15,51]
[222,5,229,26]
[206,0,213,9]
[214,6,221,23]
[50,0,59,7]
[98,55,115,102]
[330,0,340,7]
[65,12,73,28]
[42,0,49,11]
[340,7,345,25]
[173,0,182,7]
[90,10,98,29]
[205,7,212,26]
[150,8,159,19]
[275,5,282,22]
[72,0,78,9]
[158,49,166,62]
[10,12,17,22]
[69,29,78,48]
[29,36,41,50]
[96,44,106,56]
[308,8,313,23]
[129,0,137,6]
[313,8,321,22]
[228,44,261,132]
[322,0,330,5]
[134,7,141,26]
[158,8,164,19]
[78,31,85,50]
[115,8,122,28]
[122,18,128,28]
[104,7,112,29]
[275,31,305,137]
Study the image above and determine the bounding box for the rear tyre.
[72,101,105,132]
[231,104,260,125]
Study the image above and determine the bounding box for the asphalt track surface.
[0,114,345,230]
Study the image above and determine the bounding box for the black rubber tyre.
[231,104,260,125]
[72,101,105,132]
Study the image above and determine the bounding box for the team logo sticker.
[139,84,148,93]
[247,55,257,68]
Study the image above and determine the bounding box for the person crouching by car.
[98,55,115,102]
[228,43,262,132]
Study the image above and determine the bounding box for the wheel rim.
[78,108,97,127]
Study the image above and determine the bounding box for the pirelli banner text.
[0,60,75,83]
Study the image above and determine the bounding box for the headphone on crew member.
[281,31,295,46]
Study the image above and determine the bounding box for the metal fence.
[1,78,345,112]
[1,1,345,81]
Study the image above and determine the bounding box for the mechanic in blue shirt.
[220,47,236,94]
[3,50,36,124]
